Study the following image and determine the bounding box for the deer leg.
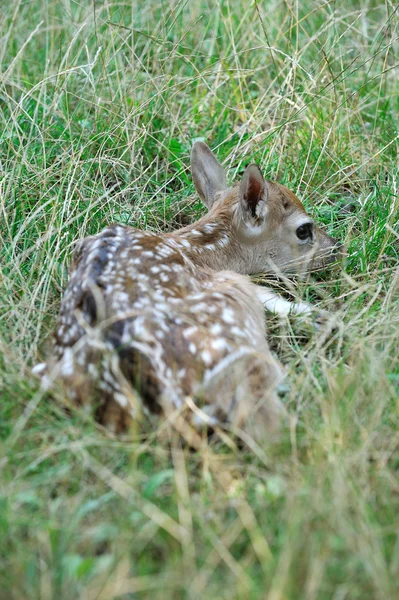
[254,285,313,317]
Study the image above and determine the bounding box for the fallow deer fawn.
[35,142,340,439]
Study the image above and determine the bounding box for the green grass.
[1,0,399,598]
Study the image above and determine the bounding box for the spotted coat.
[52,222,284,435]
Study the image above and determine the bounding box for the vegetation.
[0,1,398,598]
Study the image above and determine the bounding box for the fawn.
[35,142,340,440]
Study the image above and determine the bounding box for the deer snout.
[321,237,345,268]
[309,230,344,273]
[329,237,345,257]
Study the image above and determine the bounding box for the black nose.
[332,241,345,255]
[328,240,346,265]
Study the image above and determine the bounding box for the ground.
[0,1,398,598]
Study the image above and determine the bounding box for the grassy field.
[1,0,399,598]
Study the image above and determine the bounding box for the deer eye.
[296,223,313,241]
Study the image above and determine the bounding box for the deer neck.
[171,211,251,273]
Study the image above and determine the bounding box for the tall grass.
[0,1,398,598]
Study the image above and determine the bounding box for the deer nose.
[332,240,346,255]
[327,239,346,265]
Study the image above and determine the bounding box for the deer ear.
[191,141,227,208]
[239,164,268,226]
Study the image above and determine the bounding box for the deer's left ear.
[239,164,268,226]
[191,141,227,208]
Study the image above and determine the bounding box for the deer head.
[189,141,341,277]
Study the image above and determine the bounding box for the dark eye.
[296,223,313,241]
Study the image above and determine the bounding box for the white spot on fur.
[201,350,213,366]
[157,245,175,258]
[60,348,74,377]
[210,323,222,335]
[211,338,228,351]
[222,307,235,324]
[191,302,208,313]
[117,292,129,302]
[216,235,229,248]
[183,326,198,338]
[231,326,245,337]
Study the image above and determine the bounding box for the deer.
[33,142,341,442]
